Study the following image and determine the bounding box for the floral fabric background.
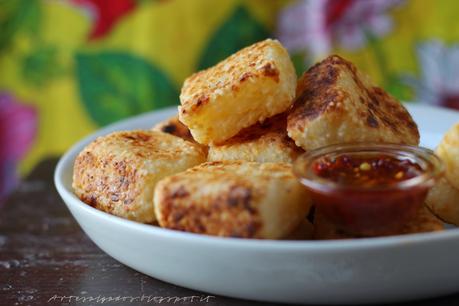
[0,0,458,201]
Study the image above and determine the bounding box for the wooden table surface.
[1,158,459,306]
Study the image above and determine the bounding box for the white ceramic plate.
[55,104,459,305]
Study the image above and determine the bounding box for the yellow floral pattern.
[0,0,285,176]
[1,0,459,191]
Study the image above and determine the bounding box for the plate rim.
[54,103,459,251]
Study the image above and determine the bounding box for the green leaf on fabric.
[76,52,179,126]
[197,5,270,70]
[291,52,310,76]
[0,0,41,53]
[386,75,413,102]
[22,45,64,87]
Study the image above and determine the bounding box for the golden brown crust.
[208,113,304,163]
[152,115,195,142]
[219,113,294,146]
[154,161,311,239]
[72,130,206,223]
[157,181,262,238]
[178,39,297,145]
[426,176,459,226]
[180,40,282,114]
[436,123,459,190]
[313,205,444,240]
[287,55,420,150]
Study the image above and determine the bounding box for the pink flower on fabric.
[404,41,459,110]
[277,0,403,58]
[0,93,37,201]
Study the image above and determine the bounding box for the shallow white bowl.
[55,104,459,304]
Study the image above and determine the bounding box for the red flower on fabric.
[71,0,137,40]
[324,0,354,28]
[0,93,37,202]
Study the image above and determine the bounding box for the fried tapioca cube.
[179,39,296,145]
[287,55,419,151]
[208,113,303,163]
[152,115,195,143]
[436,123,459,190]
[72,130,206,223]
[154,161,311,239]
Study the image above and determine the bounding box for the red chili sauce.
[307,154,429,236]
[313,155,423,187]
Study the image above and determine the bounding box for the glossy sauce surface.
[307,153,430,236]
[313,155,423,187]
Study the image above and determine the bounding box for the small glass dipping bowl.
[293,143,444,237]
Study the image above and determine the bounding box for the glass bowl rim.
[293,142,444,193]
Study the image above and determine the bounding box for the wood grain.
[1,158,458,306]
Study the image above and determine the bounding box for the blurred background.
[1,0,458,202]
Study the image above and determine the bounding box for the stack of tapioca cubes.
[73,39,444,239]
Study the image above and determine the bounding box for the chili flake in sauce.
[313,155,423,186]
